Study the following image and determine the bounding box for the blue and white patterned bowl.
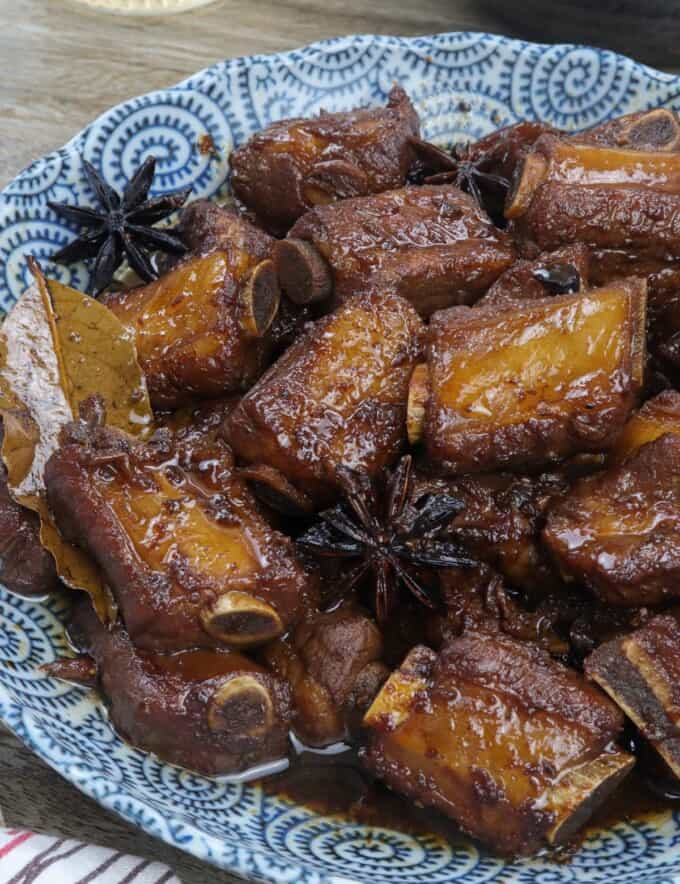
[2,31,680,884]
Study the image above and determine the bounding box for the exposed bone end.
[586,616,680,779]
[407,363,430,446]
[201,591,284,647]
[239,259,281,338]
[239,463,314,517]
[623,108,680,152]
[505,152,549,220]
[208,673,275,738]
[42,655,98,687]
[546,750,635,846]
[623,276,648,392]
[274,238,333,305]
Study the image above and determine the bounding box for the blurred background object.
[70,0,216,11]
[482,0,680,67]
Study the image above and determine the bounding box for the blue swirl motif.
[3,31,680,884]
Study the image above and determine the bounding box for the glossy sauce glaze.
[259,740,677,857]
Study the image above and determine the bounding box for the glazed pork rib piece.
[45,419,313,651]
[610,389,680,461]
[173,198,275,259]
[46,598,291,776]
[506,135,680,281]
[229,85,420,235]
[409,277,647,475]
[586,613,680,780]
[263,602,389,748]
[103,247,279,409]
[361,634,633,855]
[226,290,424,508]
[544,433,680,607]
[274,185,515,316]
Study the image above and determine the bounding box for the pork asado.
[6,94,680,859]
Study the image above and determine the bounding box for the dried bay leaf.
[0,260,153,622]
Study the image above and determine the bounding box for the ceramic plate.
[2,32,680,884]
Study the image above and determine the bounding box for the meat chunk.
[226,290,423,507]
[410,278,646,474]
[477,243,590,310]
[263,603,389,747]
[103,250,280,409]
[544,433,680,607]
[506,135,680,314]
[276,186,515,316]
[45,421,314,651]
[578,108,680,152]
[175,198,273,259]
[361,635,632,855]
[425,564,623,662]
[611,389,680,462]
[0,424,58,597]
[586,613,680,779]
[156,395,239,438]
[409,471,568,592]
[46,598,291,776]
[229,85,419,235]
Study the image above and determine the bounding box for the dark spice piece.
[533,263,581,295]
[48,157,190,295]
[408,137,510,210]
[297,455,476,623]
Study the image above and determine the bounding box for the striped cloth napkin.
[0,828,181,883]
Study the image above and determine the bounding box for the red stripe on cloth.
[0,832,33,860]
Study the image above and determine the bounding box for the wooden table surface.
[0,2,677,882]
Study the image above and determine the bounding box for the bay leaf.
[0,260,153,622]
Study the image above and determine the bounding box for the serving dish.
[2,31,680,884]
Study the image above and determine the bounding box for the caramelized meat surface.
[545,433,680,607]
[361,636,632,855]
[46,598,291,776]
[226,290,424,506]
[507,136,680,294]
[277,185,515,316]
[45,422,313,651]
[230,85,419,235]
[104,250,279,409]
[586,613,680,779]
[477,243,590,310]
[263,602,389,747]
[175,198,274,259]
[414,278,646,474]
[611,389,680,462]
[410,471,567,592]
[425,564,625,661]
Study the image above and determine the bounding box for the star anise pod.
[297,455,477,624]
[409,136,510,210]
[48,156,190,295]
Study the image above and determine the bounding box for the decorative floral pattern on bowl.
[1,32,680,884]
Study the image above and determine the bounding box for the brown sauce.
[142,648,263,681]
[258,745,676,856]
[259,745,461,843]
